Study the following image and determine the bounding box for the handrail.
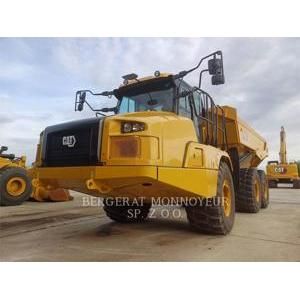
[192,87,228,150]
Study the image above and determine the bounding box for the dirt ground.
[0,186,299,261]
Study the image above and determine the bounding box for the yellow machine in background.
[0,145,72,205]
[30,51,269,234]
[266,126,300,188]
[27,165,73,202]
[0,146,32,206]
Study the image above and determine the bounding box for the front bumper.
[30,165,218,199]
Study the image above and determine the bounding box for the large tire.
[0,167,32,206]
[293,180,300,189]
[268,180,277,188]
[236,168,261,213]
[185,162,235,235]
[258,170,269,208]
[103,199,151,223]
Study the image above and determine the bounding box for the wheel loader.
[0,146,32,206]
[30,51,269,234]
[0,145,72,205]
[266,126,300,188]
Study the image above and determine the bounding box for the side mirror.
[209,57,225,85]
[77,102,84,111]
[197,51,225,88]
[212,74,225,85]
[77,91,86,111]
[0,146,8,154]
[208,58,222,75]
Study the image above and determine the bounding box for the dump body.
[221,106,268,168]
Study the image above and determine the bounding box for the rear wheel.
[236,168,261,213]
[185,161,235,235]
[103,199,152,223]
[0,167,32,206]
[293,180,300,189]
[258,170,269,208]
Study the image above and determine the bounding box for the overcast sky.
[0,38,299,166]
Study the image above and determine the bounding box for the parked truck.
[30,51,269,234]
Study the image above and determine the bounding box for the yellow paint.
[266,163,299,181]
[157,167,218,197]
[6,177,26,196]
[279,127,287,164]
[101,111,198,167]
[221,106,268,168]
[266,127,299,182]
[254,178,260,202]
[30,165,219,199]
[28,166,73,202]
[0,155,26,169]
[222,179,232,217]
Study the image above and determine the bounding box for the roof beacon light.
[154,70,160,77]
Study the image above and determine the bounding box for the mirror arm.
[198,69,209,88]
[77,89,114,97]
[174,50,222,79]
[75,89,115,112]
[84,100,97,112]
[96,112,106,117]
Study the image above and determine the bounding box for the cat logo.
[62,135,76,148]
[274,167,287,174]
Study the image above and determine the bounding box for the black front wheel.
[0,167,32,206]
[185,161,235,235]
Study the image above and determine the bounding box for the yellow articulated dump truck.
[30,51,269,234]
[266,126,300,189]
[0,146,32,206]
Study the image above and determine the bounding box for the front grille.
[42,118,103,167]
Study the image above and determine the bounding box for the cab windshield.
[116,78,175,114]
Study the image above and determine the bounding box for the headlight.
[121,122,145,133]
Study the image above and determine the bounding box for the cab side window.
[178,86,192,119]
[193,90,207,119]
[193,91,201,116]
